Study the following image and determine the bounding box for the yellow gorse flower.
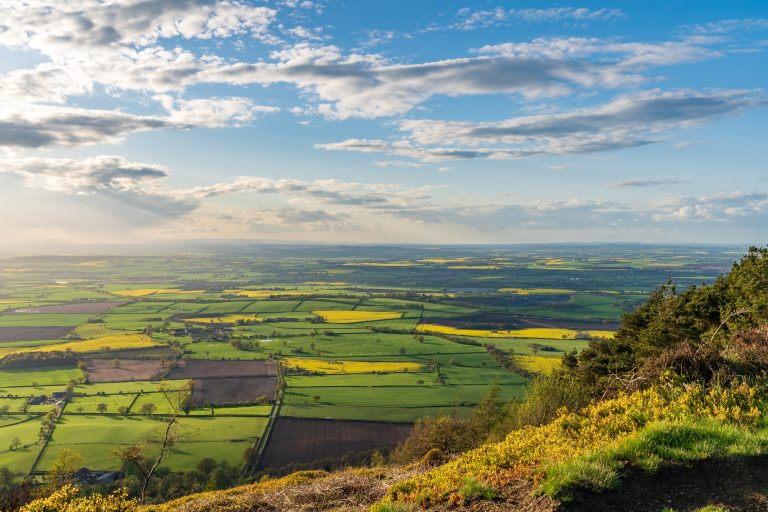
[384,377,765,506]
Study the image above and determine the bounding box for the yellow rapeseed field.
[418,258,468,263]
[313,310,402,323]
[0,334,157,358]
[186,314,262,324]
[342,262,420,267]
[282,358,422,374]
[111,288,203,297]
[416,324,615,339]
[498,287,574,295]
[228,289,315,298]
[447,265,500,270]
[74,260,109,267]
[514,355,561,373]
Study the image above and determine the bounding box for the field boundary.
[244,362,283,474]
[29,399,69,474]
[125,392,141,414]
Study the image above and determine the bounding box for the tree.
[48,448,83,487]
[196,458,217,475]
[0,467,13,488]
[9,437,21,451]
[117,405,128,416]
[114,381,193,503]
[0,405,9,416]
[96,403,108,414]
[139,403,157,416]
[112,358,121,368]
[205,467,232,491]
[312,395,321,403]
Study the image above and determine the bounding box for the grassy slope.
[124,379,768,512]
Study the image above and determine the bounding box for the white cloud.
[652,192,768,222]
[607,178,686,188]
[0,0,277,54]
[315,138,538,162]
[371,89,764,160]
[450,6,624,31]
[686,18,768,35]
[156,96,279,127]
[0,155,169,194]
[0,97,277,148]
[475,36,718,67]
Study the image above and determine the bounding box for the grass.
[541,419,768,500]
[0,314,92,327]
[39,415,269,471]
[0,366,82,388]
[280,404,475,422]
[67,393,137,414]
[284,383,523,410]
[0,417,44,473]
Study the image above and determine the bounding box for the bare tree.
[114,380,193,502]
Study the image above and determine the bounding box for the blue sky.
[0,0,766,246]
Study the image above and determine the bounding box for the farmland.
[0,244,740,482]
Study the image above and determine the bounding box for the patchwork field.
[167,360,277,379]
[0,246,736,481]
[86,358,167,383]
[258,418,412,470]
[0,326,72,342]
[192,377,278,406]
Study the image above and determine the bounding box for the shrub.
[383,376,765,506]
[21,485,137,512]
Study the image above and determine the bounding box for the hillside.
[15,247,768,511]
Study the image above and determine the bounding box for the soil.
[562,456,768,512]
[192,376,278,406]
[87,358,167,382]
[259,417,412,470]
[167,359,276,379]
[448,456,768,512]
[0,326,72,342]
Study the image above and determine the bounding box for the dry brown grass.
[142,467,424,512]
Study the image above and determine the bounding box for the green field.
[0,246,736,479]
[38,415,268,471]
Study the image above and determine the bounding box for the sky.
[0,0,766,247]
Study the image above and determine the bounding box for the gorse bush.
[21,485,137,512]
[383,375,766,506]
